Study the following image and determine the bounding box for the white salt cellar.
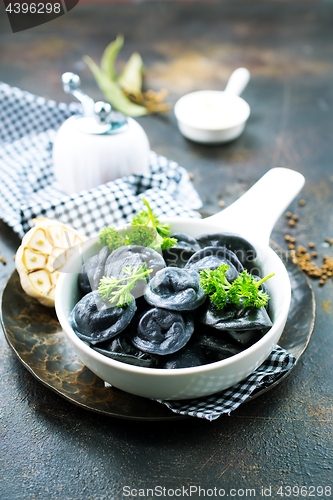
[53,72,150,194]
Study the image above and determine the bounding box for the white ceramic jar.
[52,73,150,195]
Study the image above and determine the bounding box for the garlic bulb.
[15,218,85,307]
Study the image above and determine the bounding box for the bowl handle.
[224,68,250,96]
[205,168,305,246]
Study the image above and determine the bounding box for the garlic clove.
[48,287,56,302]
[28,228,53,254]
[47,225,78,248]
[52,245,80,272]
[27,269,52,296]
[15,218,85,308]
[46,247,63,273]
[50,271,60,286]
[63,229,80,248]
[47,225,65,248]
[22,248,47,271]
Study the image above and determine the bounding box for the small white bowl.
[174,68,251,144]
[55,168,305,400]
[174,90,250,144]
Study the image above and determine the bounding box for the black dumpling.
[130,307,194,355]
[70,290,137,345]
[185,250,239,283]
[196,232,257,266]
[193,328,243,362]
[100,245,166,300]
[158,326,243,368]
[159,345,208,369]
[198,300,273,346]
[185,246,243,280]
[78,270,92,295]
[78,245,110,295]
[104,245,165,280]
[144,267,206,311]
[78,245,166,296]
[92,332,158,368]
[163,233,201,268]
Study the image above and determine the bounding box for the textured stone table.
[0,2,332,499]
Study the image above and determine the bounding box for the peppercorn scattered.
[286,212,300,226]
[289,246,333,284]
[283,199,333,286]
[289,246,322,278]
[323,255,333,273]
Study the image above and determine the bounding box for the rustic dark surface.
[1,2,333,499]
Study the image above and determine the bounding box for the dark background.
[0,2,333,499]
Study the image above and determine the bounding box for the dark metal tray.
[1,244,315,421]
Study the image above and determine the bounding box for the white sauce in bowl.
[175,90,250,131]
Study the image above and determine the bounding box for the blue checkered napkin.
[158,346,296,421]
[0,82,202,239]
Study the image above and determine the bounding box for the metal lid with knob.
[62,72,128,135]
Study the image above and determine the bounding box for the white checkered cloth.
[0,82,296,419]
[158,346,296,421]
[0,82,202,239]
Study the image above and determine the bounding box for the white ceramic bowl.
[174,68,251,144]
[55,168,305,400]
[174,90,250,144]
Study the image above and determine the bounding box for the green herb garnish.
[98,264,152,307]
[199,263,231,310]
[132,202,170,238]
[99,199,177,252]
[126,224,156,248]
[132,199,177,251]
[200,265,274,310]
[160,236,179,251]
[99,226,126,252]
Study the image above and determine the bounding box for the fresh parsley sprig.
[99,226,126,252]
[98,264,152,307]
[126,224,156,248]
[132,199,177,250]
[99,199,177,252]
[199,264,231,310]
[132,200,170,237]
[200,265,274,310]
